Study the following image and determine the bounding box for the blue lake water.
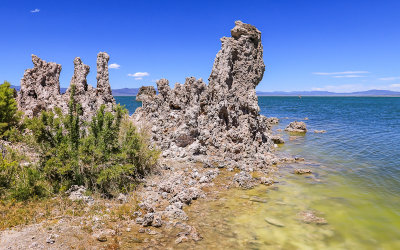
[116,96,400,249]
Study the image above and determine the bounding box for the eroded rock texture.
[17,52,115,119]
[133,21,274,166]
[136,86,157,102]
[17,55,63,117]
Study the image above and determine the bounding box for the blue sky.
[1,0,400,92]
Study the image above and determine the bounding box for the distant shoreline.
[114,95,400,97]
[10,85,400,97]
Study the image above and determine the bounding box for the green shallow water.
[115,96,400,249]
[181,159,400,249]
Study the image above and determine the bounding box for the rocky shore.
[0,21,320,249]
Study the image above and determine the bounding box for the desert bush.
[0,151,50,201]
[0,81,21,139]
[24,85,159,197]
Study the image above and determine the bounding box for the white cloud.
[312,71,369,76]
[127,72,149,80]
[332,75,366,78]
[128,72,149,77]
[109,63,120,69]
[379,76,400,81]
[30,8,40,13]
[390,84,400,88]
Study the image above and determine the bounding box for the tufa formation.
[133,21,275,167]
[17,52,115,120]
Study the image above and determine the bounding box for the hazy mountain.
[256,89,400,96]
[112,88,140,96]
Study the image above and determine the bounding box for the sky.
[1,0,400,92]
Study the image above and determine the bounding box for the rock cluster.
[17,52,115,119]
[136,86,156,102]
[285,121,307,133]
[133,21,275,167]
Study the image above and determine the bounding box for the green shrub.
[24,85,159,197]
[1,84,159,201]
[0,81,21,139]
[0,152,50,201]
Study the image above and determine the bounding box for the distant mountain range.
[256,89,400,96]
[10,85,400,96]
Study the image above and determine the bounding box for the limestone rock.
[298,210,328,225]
[271,135,285,144]
[136,86,156,102]
[17,52,115,120]
[294,168,312,174]
[285,121,307,133]
[233,171,256,189]
[96,52,114,104]
[132,21,274,167]
[17,55,62,117]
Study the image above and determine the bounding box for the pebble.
[97,235,107,242]
[249,196,268,203]
[294,169,312,174]
[264,217,285,227]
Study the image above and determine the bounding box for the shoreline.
[0,139,307,249]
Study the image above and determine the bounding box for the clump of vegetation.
[0,81,22,139]
[0,83,159,201]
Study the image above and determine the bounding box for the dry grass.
[0,192,142,232]
[0,197,86,230]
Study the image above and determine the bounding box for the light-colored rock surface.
[136,86,157,102]
[132,21,274,168]
[285,121,307,133]
[294,168,312,174]
[298,210,328,225]
[17,52,115,119]
[271,135,285,144]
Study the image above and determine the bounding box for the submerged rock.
[298,210,328,225]
[132,21,274,167]
[264,217,285,227]
[17,53,115,119]
[285,121,307,133]
[294,168,312,174]
[267,117,279,124]
[271,135,285,144]
[314,130,327,133]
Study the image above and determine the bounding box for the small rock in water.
[249,196,268,203]
[285,121,307,133]
[289,136,300,141]
[264,217,285,227]
[294,169,312,174]
[260,177,274,185]
[314,130,326,133]
[271,135,285,144]
[298,210,328,225]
